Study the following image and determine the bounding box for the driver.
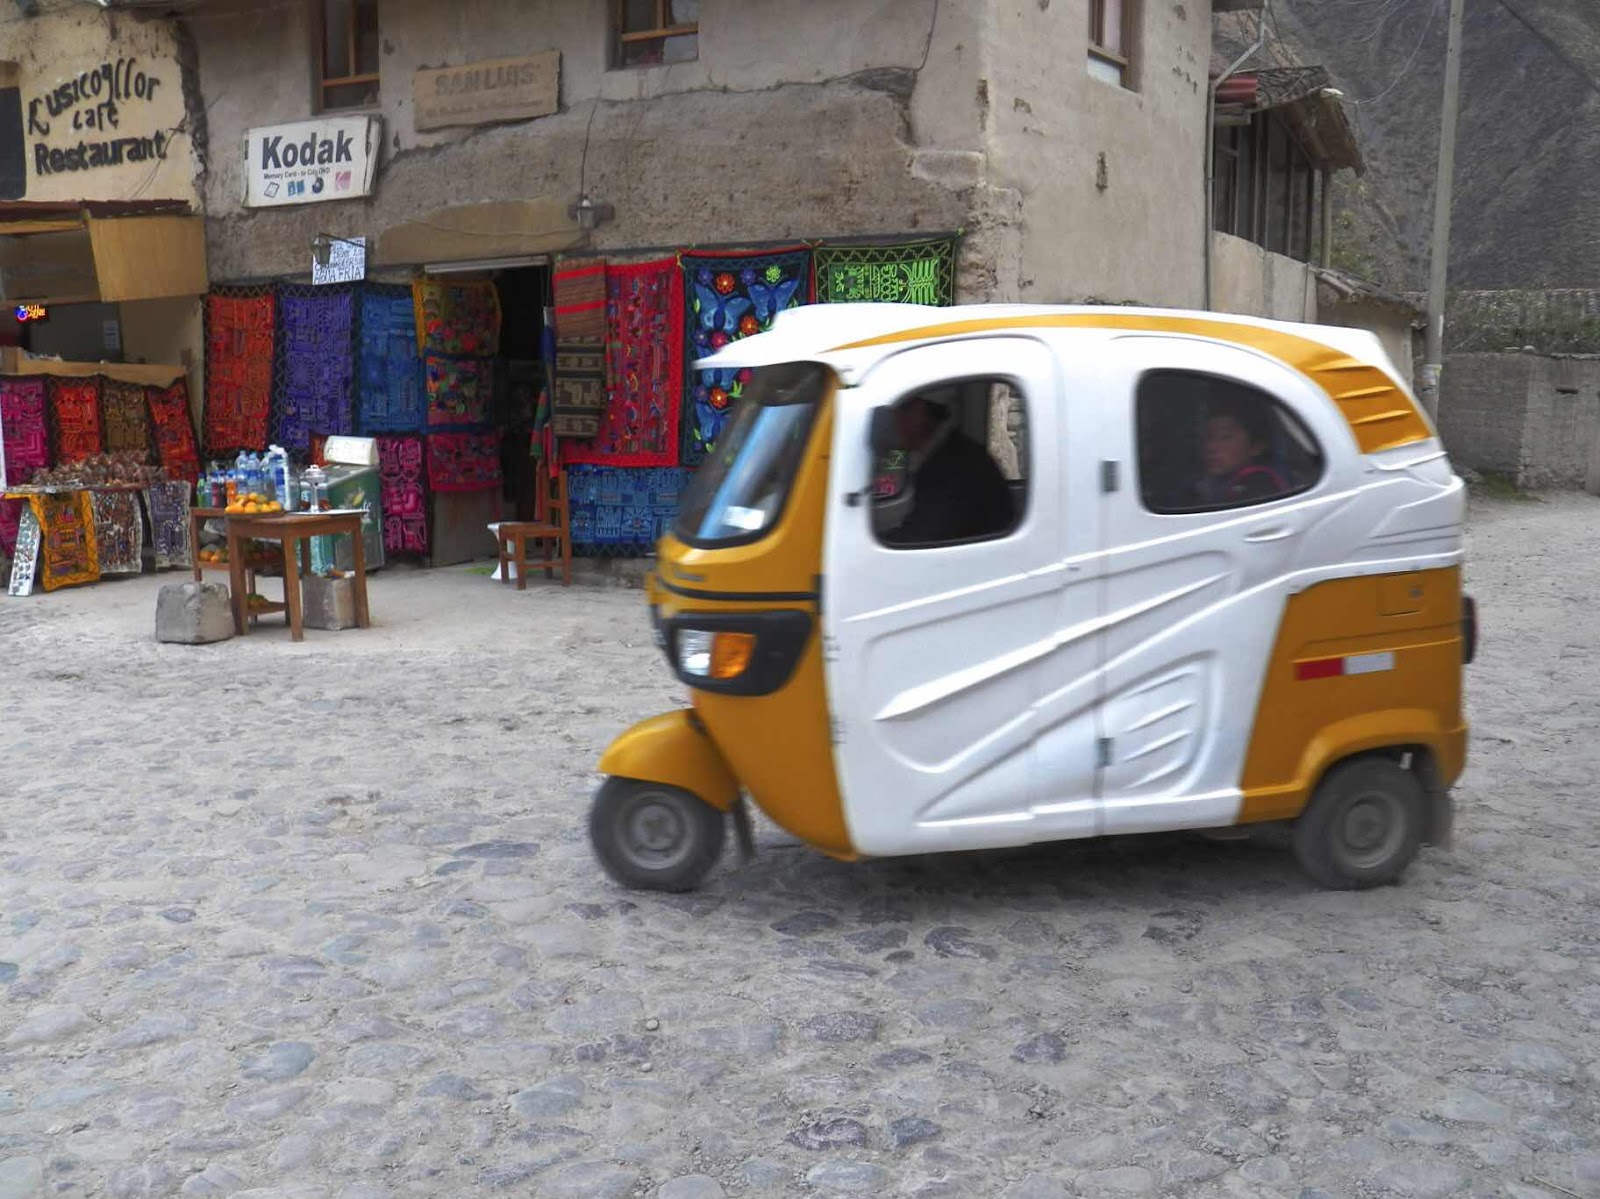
[882,395,1013,546]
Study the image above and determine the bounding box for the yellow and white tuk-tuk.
[590,304,1473,891]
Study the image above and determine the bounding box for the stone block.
[155,582,234,645]
[302,575,355,631]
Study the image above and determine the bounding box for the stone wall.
[1438,352,1600,490]
[1436,289,1600,354]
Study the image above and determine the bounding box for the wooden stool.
[496,469,571,589]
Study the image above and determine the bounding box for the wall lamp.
[568,194,614,232]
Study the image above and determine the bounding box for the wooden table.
[224,512,372,642]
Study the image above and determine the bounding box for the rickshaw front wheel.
[589,779,727,892]
[1292,756,1425,890]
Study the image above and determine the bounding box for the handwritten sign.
[413,52,560,132]
[312,236,367,286]
[243,116,380,208]
[25,56,171,178]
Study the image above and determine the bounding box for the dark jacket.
[884,430,1014,546]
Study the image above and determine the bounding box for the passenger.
[1195,400,1290,506]
[882,395,1014,546]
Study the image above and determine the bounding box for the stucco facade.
[183,0,1213,305]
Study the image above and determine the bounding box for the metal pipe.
[1419,0,1467,422]
[1204,2,1268,311]
[1319,167,1332,269]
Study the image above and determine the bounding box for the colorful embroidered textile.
[377,436,429,556]
[273,284,356,455]
[90,488,143,575]
[564,257,684,468]
[205,287,277,455]
[813,238,958,306]
[143,479,193,569]
[426,430,502,493]
[424,352,493,429]
[551,346,607,439]
[48,377,103,463]
[100,380,154,461]
[29,490,99,591]
[553,260,608,341]
[413,278,500,356]
[0,498,24,560]
[358,284,427,434]
[146,381,201,482]
[1,377,50,488]
[568,465,692,550]
[681,248,812,464]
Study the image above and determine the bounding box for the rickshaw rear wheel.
[1292,756,1425,890]
[589,779,727,892]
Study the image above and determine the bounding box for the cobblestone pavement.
[2,495,1598,1199]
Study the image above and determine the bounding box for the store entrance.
[494,264,552,522]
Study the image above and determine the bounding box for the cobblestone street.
[1,494,1597,1199]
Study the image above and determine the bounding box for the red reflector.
[1295,658,1343,681]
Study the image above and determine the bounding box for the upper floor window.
[1213,112,1320,263]
[1089,0,1137,89]
[613,0,699,68]
[318,0,380,111]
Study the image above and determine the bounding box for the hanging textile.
[0,499,24,561]
[680,247,812,464]
[358,284,427,434]
[146,380,202,482]
[412,277,501,356]
[377,435,429,556]
[567,465,693,551]
[425,430,502,493]
[553,260,608,341]
[100,380,155,461]
[563,257,684,468]
[143,479,193,570]
[813,238,958,307]
[89,488,143,575]
[1,377,51,488]
[424,352,494,429]
[551,345,607,439]
[273,284,356,455]
[204,286,277,455]
[29,490,99,591]
[48,377,104,464]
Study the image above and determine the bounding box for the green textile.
[814,239,957,306]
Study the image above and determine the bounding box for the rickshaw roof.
[698,303,1431,454]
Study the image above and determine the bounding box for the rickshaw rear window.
[674,362,829,546]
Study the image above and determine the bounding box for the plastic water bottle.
[266,446,291,510]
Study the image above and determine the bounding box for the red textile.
[48,377,103,463]
[562,257,684,468]
[1,377,51,486]
[146,380,202,482]
[425,430,502,493]
[204,288,276,454]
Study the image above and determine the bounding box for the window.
[1088,0,1136,88]
[674,362,826,547]
[613,0,699,68]
[318,0,380,111]
[873,378,1029,550]
[1213,112,1322,264]
[1135,371,1323,514]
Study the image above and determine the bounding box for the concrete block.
[155,582,235,645]
[302,575,355,631]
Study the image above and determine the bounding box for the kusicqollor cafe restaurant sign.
[26,57,171,177]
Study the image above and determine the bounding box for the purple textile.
[273,284,356,455]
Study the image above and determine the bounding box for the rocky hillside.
[1267,0,1600,291]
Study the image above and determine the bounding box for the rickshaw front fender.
[597,710,740,813]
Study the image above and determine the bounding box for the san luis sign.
[242,116,380,208]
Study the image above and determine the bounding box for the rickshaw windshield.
[674,362,830,547]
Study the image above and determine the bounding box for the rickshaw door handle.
[1245,525,1293,543]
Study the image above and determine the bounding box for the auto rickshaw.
[589,304,1474,892]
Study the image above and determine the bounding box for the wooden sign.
[8,505,39,596]
[413,52,559,133]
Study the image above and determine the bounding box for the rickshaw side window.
[1135,371,1324,515]
[673,362,829,547]
[873,377,1027,549]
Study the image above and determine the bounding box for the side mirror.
[869,406,898,457]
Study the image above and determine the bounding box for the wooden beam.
[0,220,87,237]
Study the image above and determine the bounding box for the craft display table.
[223,512,372,642]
